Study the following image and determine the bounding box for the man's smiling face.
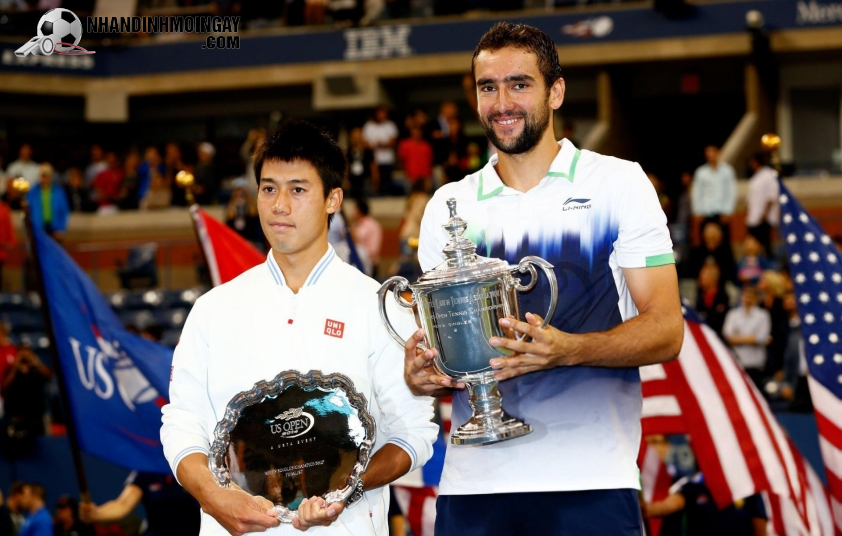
[474,47,563,155]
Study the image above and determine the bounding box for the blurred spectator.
[397,126,433,192]
[0,323,17,398]
[137,147,164,202]
[330,0,364,23]
[674,172,693,276]
[26,163,70,241]
[1,346,51,457]
[432,101,459,160]
[83,145,107,186]
[5,144,40,191]
[723,286,771,387]
[0,482,26,535]
[347,127,374,199]
[647,173,672,220]
[688,221,737,286]
[328,209,370,274]
[140,171,172,210]
[0,157,5,200]
[349,198,382,277]
[462,142,483,175]
[90,152,125,213]
[745,152,779,255]
[781,290,811,412]
[240,129,266,193]
[117,152,141,211]
[392,181,430,279]
[18,483,50,536]
[758,270,788,379]
[193,142,217,205]
[224,182,262,249]
[64,168,95,214]
[54,495,95,536]
[363,107,398,195]
[644,472,767,536]
[405,108,432,138]
[691,145,736,246]
[0,197,15,290]
[165,143,189,207]
[81,471,200,536]
[695,260,729,337]
[304,0,327,24]
[736,235,769,287]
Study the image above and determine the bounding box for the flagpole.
[177,171,217,287]
[13,177,91,502]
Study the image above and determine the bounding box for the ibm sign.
[344,25,413,60]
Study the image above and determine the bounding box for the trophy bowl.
[208,370,375,523]
[379,199,558,446]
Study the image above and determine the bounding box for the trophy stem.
[451,374,532,446]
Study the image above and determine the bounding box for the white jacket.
[161,246,437,535]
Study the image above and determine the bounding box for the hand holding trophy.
[379,198,558,445]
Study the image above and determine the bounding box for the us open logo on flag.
[324,319,345,338]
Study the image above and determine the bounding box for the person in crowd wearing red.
[397,126,434,193]
[91,152,125,212]
[0,197,15,290]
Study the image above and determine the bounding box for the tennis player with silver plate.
[208,370,374,523]
[378,198,558,445]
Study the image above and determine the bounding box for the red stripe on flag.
[815,411,842,452]
[661,354,733,506]
[739,370,808,525]
[641,416,687,436]
[687,322,772,498]
[641,381,676,398]
[768,493,786,536]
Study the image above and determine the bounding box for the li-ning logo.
[562,197,592,211]
[270,407,315,438]
[15,9,95,57]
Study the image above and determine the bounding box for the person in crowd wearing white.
[691,145,737,246]
[161,120,437,535]
[362,107,398,195]
[4,144,40,194]
[745,152,779,255]
[723,286,771,387]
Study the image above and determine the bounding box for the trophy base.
[450,375,532,446]
[451,414,532,445]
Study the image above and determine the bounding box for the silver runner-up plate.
[208,370,375,523]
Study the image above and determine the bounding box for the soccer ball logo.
[14,8,93,57]
[37,8,82,53]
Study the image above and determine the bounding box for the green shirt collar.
[476,139,581,201]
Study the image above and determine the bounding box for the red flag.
[190,206,264,287]
[639,439,673,536]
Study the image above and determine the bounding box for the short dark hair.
[253,120,346,224]
[25,483,45,501]
[9,482,25,497]
[751,152,768,166]
[472,22,563,93]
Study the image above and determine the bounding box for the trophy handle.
[377,276,417,347]
[512,256,558,341]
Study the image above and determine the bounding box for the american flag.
[641,307,835,534]
[778,180,842,535]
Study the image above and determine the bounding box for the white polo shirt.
[419,139,674,495]
[161,246,438,535]
[722,305,771,370]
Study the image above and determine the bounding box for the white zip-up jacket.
[161,246,437,535]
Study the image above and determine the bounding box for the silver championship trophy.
[208,370,375,523]
[378,198,558,445]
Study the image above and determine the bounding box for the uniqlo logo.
[324,319,344,338]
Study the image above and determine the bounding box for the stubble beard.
[481,101,551,156]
